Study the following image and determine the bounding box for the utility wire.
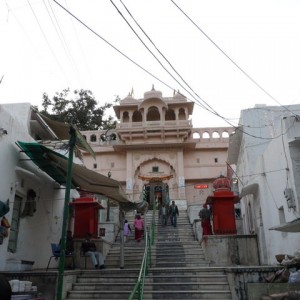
[110,0,215,115]
[113,0,296,140]
[45,0,80,77]
[26,0,67,78]
[171,0,297,117]
[64,0,93,82]
[51,0,181,96]
[116,0,223,119]
[52,0,294,141]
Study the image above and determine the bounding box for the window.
[214,157,218,163]
[111,162,115,168]
[90,134,97,142]
[152,166,159,173]
[93,163,97,169]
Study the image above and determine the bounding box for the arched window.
[178,108,185,120]
[132,110,142,122]
[147,106,160,121]
[90,134,97,142]
[165,109,175,121]
[222,131,229,138]
[202,132,210,139]
[212,131,220,138]
[193,132,200,139]
[82,135,87,140]
[122,111,129,123]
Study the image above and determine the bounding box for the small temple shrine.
[206,176,240,235]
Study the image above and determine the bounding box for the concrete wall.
[201,235,260,266]
[228,105,300,265]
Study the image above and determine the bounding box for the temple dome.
[120,93,136,104]
[213,176,231,190]
[144,85,162,100]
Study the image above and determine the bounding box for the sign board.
[194,184,209,189]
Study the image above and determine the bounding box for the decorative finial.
[151,84,155,91]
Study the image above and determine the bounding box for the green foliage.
[41,88,117,131]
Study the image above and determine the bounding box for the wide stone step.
[145,274,228,283]
[142,290,232,299]
[153,247,201,253]
[153,261,210,268]
[78,269,139,277]
[143,282,230,291]
[154,253,206,260]
[72,283,135,291]
[77,275,137,283]
[148,267,227,276]
[104,262,142,268]
[67,291,131,299]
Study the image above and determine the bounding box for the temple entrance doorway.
[143,181,170,208]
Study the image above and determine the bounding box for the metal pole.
[119,209,125,269]
[56,126,76,300]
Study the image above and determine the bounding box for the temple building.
[81,86,234,208]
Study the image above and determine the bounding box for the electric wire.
[116,0,223,118]
[4,0,42,59]
[44,0,80,77]
[64,0,93,82]
[52,0,295,142]
[26,0,67,78]
[110,1,299,141]
[110,0,216,115]
[281,118,290,190]
[170,0,297,117]
[52,0,177,97]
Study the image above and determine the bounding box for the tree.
[41,88,117,130]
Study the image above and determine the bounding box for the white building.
[0,103,79,271]
[228,104,300,265]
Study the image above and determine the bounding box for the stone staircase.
[143,210,232,299]
[65,212,144,299]
[65,210,233,299]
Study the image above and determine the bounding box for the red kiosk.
[70,195,104,238]
[206,176,239,235]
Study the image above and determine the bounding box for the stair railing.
[128,206,156,300]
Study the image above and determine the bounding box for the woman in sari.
[134,214,144,242]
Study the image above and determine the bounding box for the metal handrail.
[128,206,156,300]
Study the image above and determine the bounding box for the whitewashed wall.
[0,104,78,271]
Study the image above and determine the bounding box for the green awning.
[18,141,69,185]
[33,112,96,159]
[17,141,131,203]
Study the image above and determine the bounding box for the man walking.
[169,201,179,227]
[159,203,168,226]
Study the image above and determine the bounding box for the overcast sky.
[1,0,300,128]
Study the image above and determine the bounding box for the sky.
[0,0,300,128]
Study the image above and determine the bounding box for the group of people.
[123,200,180,244]
[159,201,179,227]
[123,213,145,243]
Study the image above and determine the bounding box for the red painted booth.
[70,196,104,238]
[206,176,239,235]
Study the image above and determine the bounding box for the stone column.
[126,152,133,200]
[177,150,186,199]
